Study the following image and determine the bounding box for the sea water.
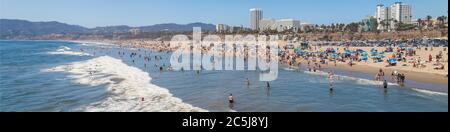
[0,41,447,112]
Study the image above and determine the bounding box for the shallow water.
[0,41,447,112]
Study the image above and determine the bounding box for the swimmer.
[328,71,334,90]
[228,94,234,104]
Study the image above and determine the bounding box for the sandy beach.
[78,38,448,85]
[299,46,448,85]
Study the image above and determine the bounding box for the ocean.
[0,40,448,112]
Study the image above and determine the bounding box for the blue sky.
[0,0,447,28]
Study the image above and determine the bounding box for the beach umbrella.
[388,58,397,63]
[357,49,365,53]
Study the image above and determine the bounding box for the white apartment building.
[375,2,412,30]
[274,19,301,32]
[250,8,263,30]
[259,18,301,32]
[391,2,412,24]
[259,19,276,31]
[216,24,230,33]
[375,4,390,30]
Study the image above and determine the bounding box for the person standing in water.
[228,94,234,109]
[328,71,334,91]
[383,80,388,89]
[228,94,234,104]
[246,78,250,86]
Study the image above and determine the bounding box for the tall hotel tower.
[250,8,263,31]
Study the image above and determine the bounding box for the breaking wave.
[411,88,448,96]
[47,46,91,56]
[46,56,207,112]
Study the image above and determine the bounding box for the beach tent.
[388,58,397,66]
[362,52,369,60]
[356,49,365,53]
[331,53,337,60]
[370,48,378,56]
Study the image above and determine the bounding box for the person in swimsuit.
[228,94,234,104]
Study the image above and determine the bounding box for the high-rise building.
[375,4,391,30]
[375,2,412,30]
[390,2,412,24]
[250,8,263,30]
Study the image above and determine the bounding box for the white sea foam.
[46,56,207,112]
[304,70,398,86]
[411,88,448,96]
[68,40,116,46]
[58,46,71,51]
[47,46,91,56]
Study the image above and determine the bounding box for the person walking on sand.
[429,54,433,62]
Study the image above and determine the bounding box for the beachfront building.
[391,2,412,24]
[375,4,391,30]
[300,22,315,32]
[375,2,412,31]
[259,19,276,31]
[129,28,141,35]
[259,18,301,32]
[274,19,301,32]
[216,24,231,33]
[250,8,263,31]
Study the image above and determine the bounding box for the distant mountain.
[0,19,89,37]
[92,22,215,33]
[90,25,133,33]
[140,22,216,32]
[0,19,216,39]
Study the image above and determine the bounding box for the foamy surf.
[47,46,91,56]
[304,70,398,86]
[412,88,448,96]
[46,56,207,112]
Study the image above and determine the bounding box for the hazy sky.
[0,0,448,28]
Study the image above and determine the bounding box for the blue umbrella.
[389,58,397,63]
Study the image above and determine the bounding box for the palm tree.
[331,23,336,32]
[426,15,433,29]
[437,16,446,28]
[417,18,423,29]
[417,18,424,35]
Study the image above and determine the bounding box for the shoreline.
[323,62,448,85]
[37,40,450,86]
